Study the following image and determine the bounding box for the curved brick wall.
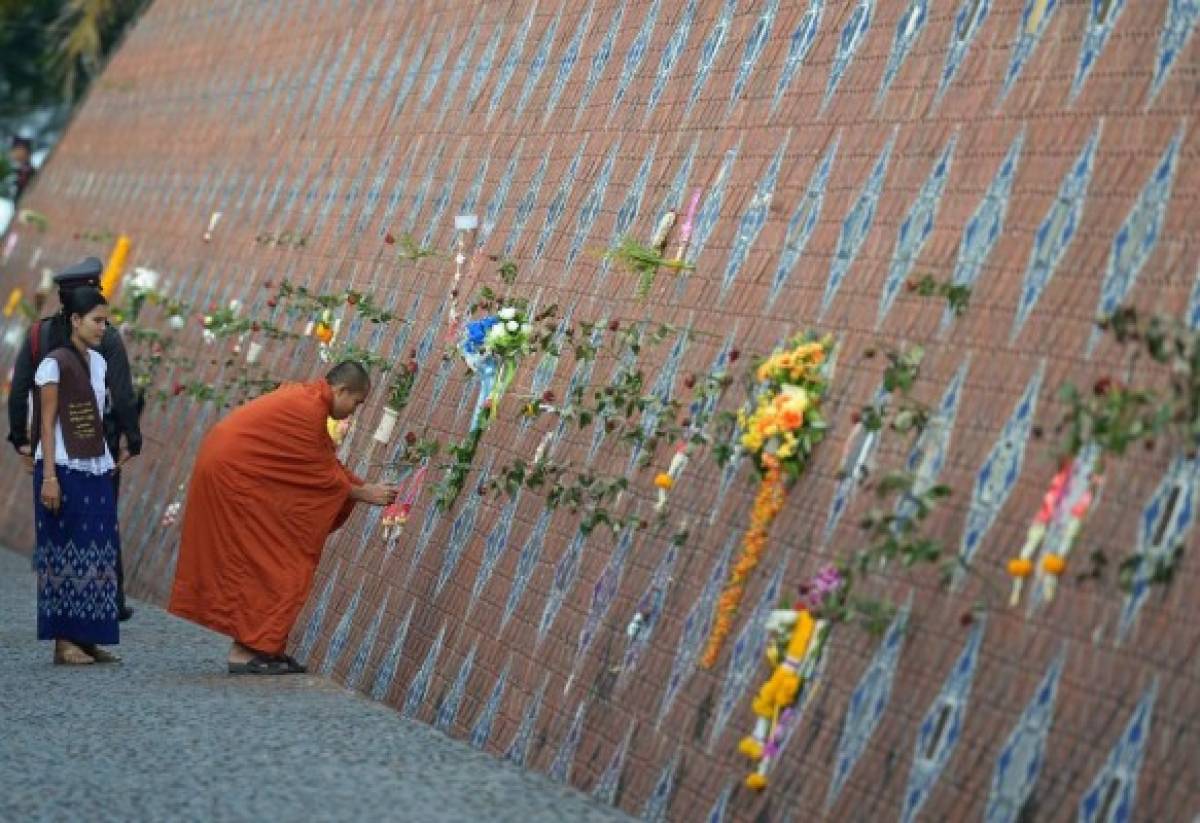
[2,1,1198,819]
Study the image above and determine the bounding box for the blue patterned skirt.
[33,462,120,644]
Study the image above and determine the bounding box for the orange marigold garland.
[701,332,834,668]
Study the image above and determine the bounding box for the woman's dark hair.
[60,287,107,322]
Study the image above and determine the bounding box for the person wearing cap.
[8,136,36,202]
[7,257,143,621]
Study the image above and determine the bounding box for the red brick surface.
[2,1,1198,819]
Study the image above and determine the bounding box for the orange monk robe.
[169,380,363,655]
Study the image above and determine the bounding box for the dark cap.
[53,257,104,291]
[10,136,32,151]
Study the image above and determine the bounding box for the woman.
[33,286,123,665]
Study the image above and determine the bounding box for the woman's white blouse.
[33,349,116,476]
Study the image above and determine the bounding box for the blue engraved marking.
[471,492,520,603]
[728,0,780,112]
[641,750,681,823]
[958,362,1045,575]
[941,129,1024,333]
[406,141,446,233]
[417,19,454,112]
[543,0,595,124]
[984,650,1066,823]
[822,128,898,316]
[319,581,364,675]
[502,508,553,628]
[1012,124,1100,341]
[997,0,1060,107]
[768,132,839,309]
[483,138,523,241]
[504,675,550,767]
[488,3,537,122]
[901,616,987,823]
[618,528,682,688]
[574,527,636,667]
[434,641,477,731]
[721,133,788,300]
[539,529,588,641]
[295,563,339,663]
[936,0,991,104]
[469,655,511,748]
[877,0,927,109]
[370,602,415,701]
[434,456,492,596]
[548,702,588,783]
[827,598,912,807]
[609,0,660,121]
[564,138,621,277]
[503,143,553,258]
[345,592,391,695]
[823,0,873,111]
[684,0,738,119]
[1078,681,1158,823]
[422,140,467,247]
[533,136,589,263]
[1149,0,1200,105]
[513,1,564,119]
[592,724,635,805]
[645,0,699,120]
[437,16,482,122]
[878,131,958,326]
[1070,0,1128,103]
[467,22,505,113]
[1087,127,1182,354]
[401,623,447,720]
[1118,456,1198,640]
[572,0,628,128]
[392,27,433,122]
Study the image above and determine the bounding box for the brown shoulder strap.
[29,320,42,364]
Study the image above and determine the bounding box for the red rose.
[251,322,260,332]
[1093,377,1113,396]
[384,233,396,245]
[406,360,419,374]
[680,418,691,428]
[683,374,696,389]
[850,410,862,424]
[264,281,273,289]
[542,390,555,403]
[347,294,359,306]
[728,348,740,363]
[905,279,919,292]
[172,383,185,396]
[267,298,278,308]
[608,319,620,332]
[959,611,974,627]
[405,432,417,445]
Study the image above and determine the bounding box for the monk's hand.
[17,446,34,475]
[41,476,62,515]
[356,483,399,506]
[117,449,136,468]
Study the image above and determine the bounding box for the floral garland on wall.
[701,333,834,668]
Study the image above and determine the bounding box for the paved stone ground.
[0,549,632,822]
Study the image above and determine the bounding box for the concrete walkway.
[0,549,631,822]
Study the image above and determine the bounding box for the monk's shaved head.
[326,361,371,394]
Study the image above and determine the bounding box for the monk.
[169,362,398,674]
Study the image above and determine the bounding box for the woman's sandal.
[54,643,95,666]
[84,646,122,664]
[228,654,303,675]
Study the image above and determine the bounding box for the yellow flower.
[654,473,674,490]
[745,773,768,791]
[1007,558,1033,578]
[1041,553,1066,575]
[738,737,764,761]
